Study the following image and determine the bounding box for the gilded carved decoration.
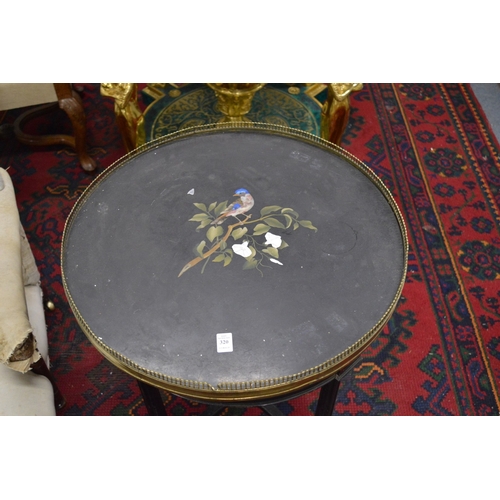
[100,83,144,152]
[207,83,266,122]
[102,83,363,150]
[320,83,363,145]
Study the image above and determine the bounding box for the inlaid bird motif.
[211,188,254,225]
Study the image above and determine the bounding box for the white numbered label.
[216,333,233,353]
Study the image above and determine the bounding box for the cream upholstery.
[0,83,58,111]
[0,168,56,416]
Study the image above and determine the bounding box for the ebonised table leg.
[205,405,227,416]
[315,377,341,416]
[207,404,284,415]
[137,380,167,416]
[261,404,284,416]
[314,361,360,415]
[137,360,360,416]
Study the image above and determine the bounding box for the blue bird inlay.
[211,188,255,225]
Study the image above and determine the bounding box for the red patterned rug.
[1,83,499,415]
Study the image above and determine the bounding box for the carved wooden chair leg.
[13,84,96,172]
[54,84,96,172]
[31,356,66,410]
[14,102,65,145]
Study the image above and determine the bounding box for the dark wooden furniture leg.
[137,359,359,416]
[54,83,96,172]
[137,380,167,416]
[31,356,66,410]
[314,361,360,415]
[138,378,343,416]
[205,405,228,415]
[261,404,285,416]
[315,376,342,416]
[13,83,96,172]
[208,404,284,416]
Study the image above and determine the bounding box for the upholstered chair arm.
[0,168,41,373]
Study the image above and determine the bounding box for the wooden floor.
[471,83,500,142]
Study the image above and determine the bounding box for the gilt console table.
[61,123,408,415]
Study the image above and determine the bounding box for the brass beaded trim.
[61,122,408,401]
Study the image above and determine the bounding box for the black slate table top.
[62,124,407,402]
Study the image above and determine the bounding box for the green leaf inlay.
[193,203,207,212]
[207,225,223,242]
[263,247,279,259]
[260,205,282,216]
[264,217,285,229]
[253,223,271,235]
[281,208,299,218]
[196,219,212,230]
[232,227,248,240]
[189,213,210,222]
[214,201,228,217]
[299,220,318,231]
[243,258,259,270]
[196,240,206,257]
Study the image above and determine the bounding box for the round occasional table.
[61,123,408,415]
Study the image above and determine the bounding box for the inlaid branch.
[178,195,317,277]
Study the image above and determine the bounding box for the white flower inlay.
[232,240,252,258]
[270,258,283,266]
[264,232,282,248]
